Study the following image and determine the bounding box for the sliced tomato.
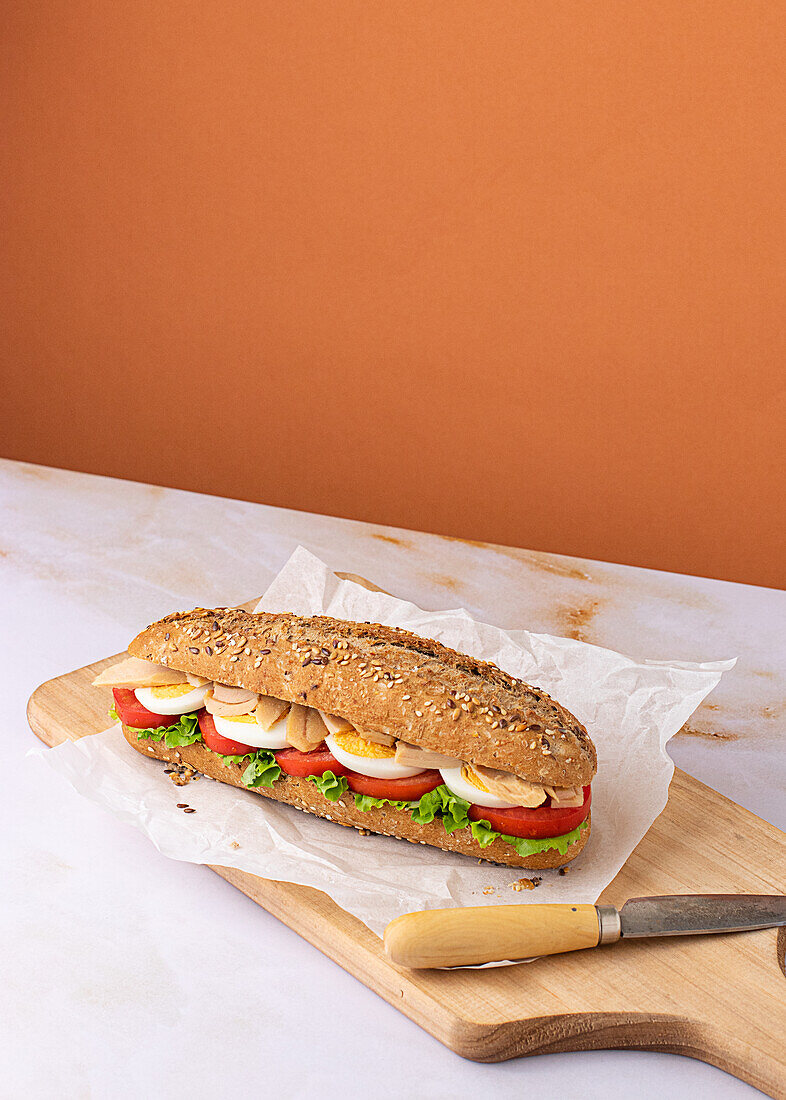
[198,711,255,756]
[468,785,591,839]
[112,687,182,729]
[275,745,349,778]
[345,769,442,801]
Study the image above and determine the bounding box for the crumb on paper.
[558,867,569,876]
[166,763,200,787]
[482,886,494,895]
[230,840,241,850]
[510,876,542,892]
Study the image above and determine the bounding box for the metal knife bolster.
[596,905,622,945]
[596,894,786,944]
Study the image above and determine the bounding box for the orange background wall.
[2,1,784,589]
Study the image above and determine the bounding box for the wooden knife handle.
[384,904,602,968]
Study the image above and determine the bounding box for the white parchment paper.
[37,547,735,936]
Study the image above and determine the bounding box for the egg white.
[134,684,209,715]
[212,713,289,750]
[439,765,522,808]
[325,733,423,779]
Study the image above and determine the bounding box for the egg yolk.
[150,683,198,699]
[333,731,395,759]
[223,713,257,724]
[461,763,489,792]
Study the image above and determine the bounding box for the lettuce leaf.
[240,751,282,789]
[130,712,202,748]
[409,784,470,832]
[353,793,414,813]
[467,819,499,848]
[470,817,590,856]
[436,788,471,833]
[306,771,349,801]
[349,784,469,827]
[109,703,120,723]
[218,753,256,767]
[408,785,444,824]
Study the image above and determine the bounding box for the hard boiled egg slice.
[213,713,289,750]
[326,731,423,779]
[439,764,522,809]
[134,683,209,715]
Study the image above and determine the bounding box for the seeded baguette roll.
[130,608,597,787]
[123,725,590,869]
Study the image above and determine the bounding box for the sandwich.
[94,607,596,868]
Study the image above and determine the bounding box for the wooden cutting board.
[26,587,786,1098]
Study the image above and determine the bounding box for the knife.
[383,894,786,969]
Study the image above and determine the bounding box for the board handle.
[384,904,604,968]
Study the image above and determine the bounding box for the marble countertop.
[2,457,782,1099]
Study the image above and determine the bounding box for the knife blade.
[384,894,786,968]
[613,893,786,938]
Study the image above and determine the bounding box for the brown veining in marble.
[15,463,55,481]
[432,533,491,551]
[676,723,738,741]
[432,533,593,581]
[369,533,414,549]
[556,599,601,642]
[428,573,464,593]
[522,551,593,582]
[761,702,786,720]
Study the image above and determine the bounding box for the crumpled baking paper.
[36,546,735,937]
